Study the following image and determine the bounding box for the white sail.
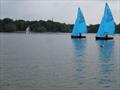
[26,26,30,34]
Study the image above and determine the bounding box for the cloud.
[0,0,119,24]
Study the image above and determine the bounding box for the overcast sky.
[0,0,120,25]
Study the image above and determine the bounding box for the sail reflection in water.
[72,39,87,85]
[97,41,116,88]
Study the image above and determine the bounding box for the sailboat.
[26,26,30,34]
[71,7,87,38]
[96,3,115,40]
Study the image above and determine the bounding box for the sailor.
[105,34,108,38]
[79,33,81,37]
[104,32,108,38]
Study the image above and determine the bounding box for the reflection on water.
[72,39,86,85]
[97,40,115,88]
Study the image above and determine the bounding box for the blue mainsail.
[71,8,87,36]
[96,3,115,37]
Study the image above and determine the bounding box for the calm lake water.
[0,33,120,90]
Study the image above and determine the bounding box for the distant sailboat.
[26,26,30,34]
[71,7,87,38]
[96,3,115,40]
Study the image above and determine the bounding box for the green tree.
[35,26,47,32]
[115,23,120,33]
[0,19,3,32]
[3,18,13,24]
[0,18,119,33]
[4,23,17,32]
[15,20,27,31]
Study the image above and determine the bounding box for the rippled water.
[0,33,120,90]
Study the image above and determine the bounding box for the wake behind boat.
[96,3,115,40]
[71,8,87,38]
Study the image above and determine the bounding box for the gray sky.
[0,0,120,25]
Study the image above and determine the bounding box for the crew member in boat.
[79,33,81,37]
[105,33,108,38]
[105,32,108,38]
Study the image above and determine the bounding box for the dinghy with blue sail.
[71,8,87,38]
[96,3,115,40]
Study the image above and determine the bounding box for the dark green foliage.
[0,19,3,32]
[0,18,119,33]
[88,24,99,33]
[4,23,17,32]
[34,26,47,32]
[14,20,27,31]
[115,23,120,33]
[3,18,13,24]
[0,18,16,32]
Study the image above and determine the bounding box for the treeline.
[0,18,120,33]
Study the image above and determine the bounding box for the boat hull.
[96,37,113,40]
[71,35,86,38]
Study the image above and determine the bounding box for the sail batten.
[71,8,87,36]
[96,3,115,37]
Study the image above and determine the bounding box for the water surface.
[0,33,120,90]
